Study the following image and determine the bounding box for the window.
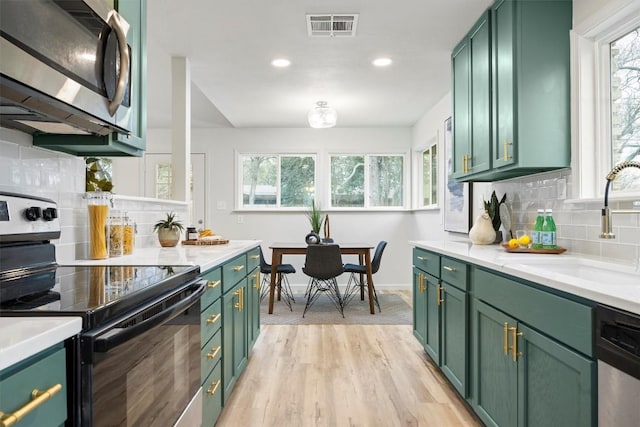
[610,27,640,193]
[155,163,172,199]
[421,143,438,207]
[239,154,315,208]
[573,3,640,199]
[330,154,404,208]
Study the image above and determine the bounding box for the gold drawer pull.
[232,265,245,272]
[207,346,221,360]
[206,313,221,324]
[417,256,428,261]
[443,265,456,272]
[206,379,221,396]
[207,280,221,289]
[0,383,62,427]
[250,255,259,260]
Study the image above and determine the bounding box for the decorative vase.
[305,231,320,245]
[157,228,180,247]
[469,211,496,245]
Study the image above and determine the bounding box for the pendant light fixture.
[308,101,337,128]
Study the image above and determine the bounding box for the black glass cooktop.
[0,264,200,329]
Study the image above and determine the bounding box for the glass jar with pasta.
[123,214,135,255]
[108,210,124,257]
[86,192,111,260]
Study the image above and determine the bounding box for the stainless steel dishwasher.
[596,304,640,427]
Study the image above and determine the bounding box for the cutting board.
[182,239,229,246]
[501,243,566,254]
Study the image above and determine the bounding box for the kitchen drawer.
[0,344,67,427]
[223,254,247,292]
[201,329,222,384]
[413,248,440,277]
[201,299,222,345]
[471,266,593,357]
[202,361,222,427]
[246,247,260,273]
[440,256,468,291]
[201,267,222,309]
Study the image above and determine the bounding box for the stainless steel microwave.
[0,0,134,137]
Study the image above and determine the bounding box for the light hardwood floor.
[216,324,481,426]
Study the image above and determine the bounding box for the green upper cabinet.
[452,0,572,182]
[33,0,147,157]
[452,11,492,180]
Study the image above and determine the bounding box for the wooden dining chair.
[343,240,387,312]
[302,244,344,317]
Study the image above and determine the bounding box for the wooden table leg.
[364,250,375,314]
[269,249,282,314]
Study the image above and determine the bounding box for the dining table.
[268,242,376,314]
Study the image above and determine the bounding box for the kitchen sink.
[505,256,640,286]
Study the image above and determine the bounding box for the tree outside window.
[610,26,640,192]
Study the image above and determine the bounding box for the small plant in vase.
[483,191,507,243]
[154,212,184,247]
[305,201,324,244]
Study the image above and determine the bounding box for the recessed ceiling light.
[372,57,392,67]
[271,58,291,68]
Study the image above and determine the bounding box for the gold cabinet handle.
[207,280,221,289]
[250,254,259,260]
[437,284,444,306]
[207,346,221,360]
[443,265,455,272]
[462,155,467,173]
[417,256,428,261]
[206,313,221,324]
[0,383,62,427]
[503,323,509,356]
[234,288,244,311]
[254,272,260,289]
[418,274,424,293]
[503,140,513,161]
[232,265,245,272]
[206,379,221,396]
[510,326,523,362]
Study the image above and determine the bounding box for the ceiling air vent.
[306,14,359,37]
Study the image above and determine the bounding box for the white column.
[171,56,191,203]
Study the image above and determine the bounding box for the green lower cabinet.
[222,279,248,403]
[424,275,440,363]
[472,299,595,427]
[202,361,222,427]
[412,268,428,345]
[440,284,467,395]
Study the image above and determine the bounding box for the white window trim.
[414,135,439,210]
[571,0,640,200]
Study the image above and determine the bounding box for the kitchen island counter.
[410,240,640,315]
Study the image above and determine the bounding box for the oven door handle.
[92,280,206,354]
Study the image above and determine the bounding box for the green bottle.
[541,209,557,249]
[532,209,545,249]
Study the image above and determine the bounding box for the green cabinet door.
[222,280,247,403]
[471,299,517,427]
[424,274,440,364]
[232,279,248,385]
[517,323,595,427]
[412,268,427,345]
[441,284,467,397]
[247,269,261,348]
[451,38,470,179]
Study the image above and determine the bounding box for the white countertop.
[60,240,262,273]
[410,240,640,315]
[0,317,82,371]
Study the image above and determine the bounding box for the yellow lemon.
[508,238,519,248]
[518,234,531,246]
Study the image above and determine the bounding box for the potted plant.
[153,212,184,247]
[305,201,324,244]
[483,191,507,243]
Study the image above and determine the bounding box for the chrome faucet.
[600,161,640,239]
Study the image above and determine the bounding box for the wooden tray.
[501,243,566,254]
[182,239,229,246]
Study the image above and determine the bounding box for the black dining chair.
[302,244,345,317]
[259,246,296,311]
[343,240,387,312]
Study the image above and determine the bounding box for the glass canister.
[123,214,135,255]
[86,192,111,260]
[108,210,124,257]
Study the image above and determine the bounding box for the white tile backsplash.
[491,169,640,264]
[0,132,189,263]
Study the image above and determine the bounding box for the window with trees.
[610,26,640,193]
[240,154,316,208]
[330,154,404,208]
